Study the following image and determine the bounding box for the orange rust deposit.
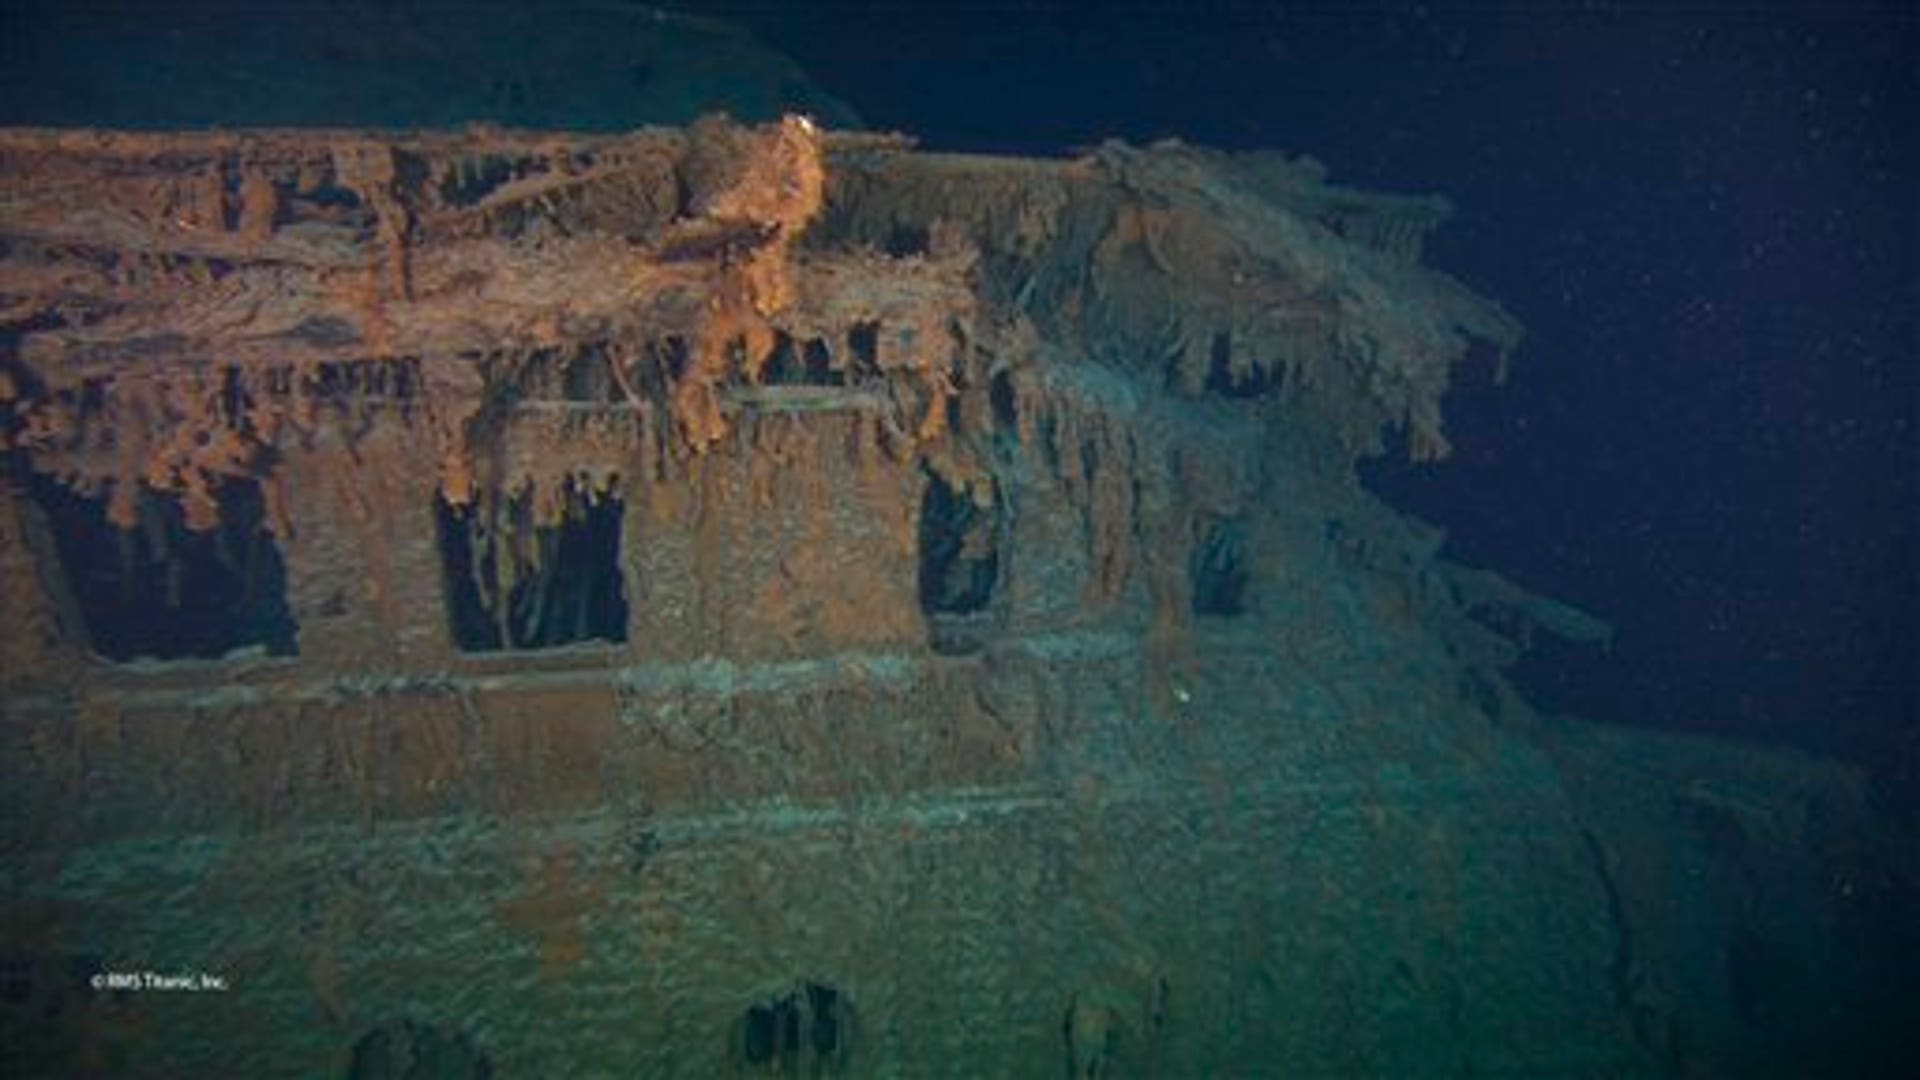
[0,118,1530,677]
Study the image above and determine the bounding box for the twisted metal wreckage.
[0,118,1867,1075]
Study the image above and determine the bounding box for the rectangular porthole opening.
[1190,513,1250,617]
[918,467,1000,618]
[738,980,848,1069]
[760,333,845,387]
[435,476,629,652]
[918,466,1003,655]
[25,473,298,661]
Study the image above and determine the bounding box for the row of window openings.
[469,326,906,409]
[24,474,1246,663]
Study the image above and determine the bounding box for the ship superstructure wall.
[3,119,1828,1076]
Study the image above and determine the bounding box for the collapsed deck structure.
[0,119,1889,1075]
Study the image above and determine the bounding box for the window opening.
[27,474,298,660]
[436,477,628,651]
[917,468,999,617]
[1190,514,1249,617]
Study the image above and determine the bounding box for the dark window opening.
[989,369,1018,430]
[742,995,799,1066]
[1204,331,1271,398]
[276,180,374,238]
[659,335,691,386]
[848,321,879,371]
[740,981,846,1068]
[300,183,363,212]
[218,158,243,232]
[438,154,521,208]
[272,179,365,235]
[487,344,623,405]
[573,338,683,404]
[918,468,999,617]
[762,333,844,387]
[801,338,836,382]
[436,479,628,652]
[806,980,843,1055]
[391,150,433,204]
[560,344,616,403]
[27,474,298,661]
[884,223,930,257]
[758,333,796,383]
[1190,515,1249,617]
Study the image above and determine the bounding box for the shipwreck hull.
[0,120,1877,1075]
[1,635,1630,1075]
